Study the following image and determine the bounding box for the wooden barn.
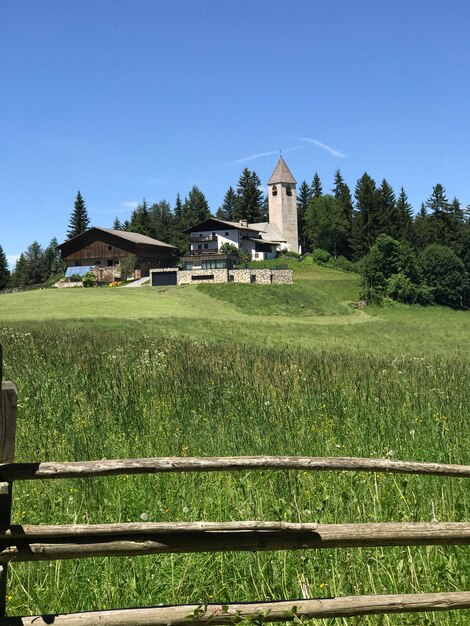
[57,227,175,281]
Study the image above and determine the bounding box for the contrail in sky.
[295,136,347,158]
[216,144,305,168]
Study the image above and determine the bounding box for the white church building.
[181,155,299,270]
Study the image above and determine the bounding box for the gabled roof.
[268,156,297,185]
[58,227,175,249]
[249,222,286,243]
[183,216,264,234]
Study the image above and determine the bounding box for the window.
[183,261,193,270]
[229,275,234,282]
[225,232,229,236]
[204,244,209,249]
[272,185,277,196]
[255,253,259,259]
[198,244,202,250]
[286,185,292,196]
[250,274,257,284]
[107,260,113,266]
[108,246,112,251]
[191,274,214,281]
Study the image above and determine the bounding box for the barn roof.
[57,227,175,249]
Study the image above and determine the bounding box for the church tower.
[268,155,298,252]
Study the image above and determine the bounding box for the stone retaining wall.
[150,268,293,285]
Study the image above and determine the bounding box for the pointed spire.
[268,155,297,185]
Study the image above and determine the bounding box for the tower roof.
[268,155,297,185]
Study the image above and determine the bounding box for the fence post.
[0,347,17,616]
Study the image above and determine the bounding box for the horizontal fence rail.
[2,455,470,482]
[2,592,470,626]
[1,375,469,624]
[1,521,470,563]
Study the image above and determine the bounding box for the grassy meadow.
[1,261,469,624]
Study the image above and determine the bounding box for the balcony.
[190,234,218,243]
[185,249,227,257]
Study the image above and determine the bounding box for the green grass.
[1,262,468,357]
[1,327,469,624]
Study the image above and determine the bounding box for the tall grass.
[1,324,469,624]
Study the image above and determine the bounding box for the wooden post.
[0,376,17,617]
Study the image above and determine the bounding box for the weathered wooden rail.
[0,368,469,624]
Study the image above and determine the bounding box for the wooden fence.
[1,376,470,624]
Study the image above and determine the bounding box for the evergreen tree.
[351,173,379,259]
[122,219,131,231]
[216,186,237,221]
[375,179,397,238]
[171,193,187,254]
[24,241,46,285]
[67,191,90,239]
[113,217,123,230]
[311,172,323,199]
[182,186,210,227]
[0,244,10,290]
[424,184,457,249]
[149,200,174,243]
[413,203,434,250]
[332,169,354,257]
[234,168,264,223]
[43,237,63,278]
[395,188,413,242]
[128,200,152,236]
[305,195,348,258]
[10,254,27,288]
[297,181,312,253]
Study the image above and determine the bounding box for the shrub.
[333,255,353,272]
[311,248,332,265]
[82,271,97,288]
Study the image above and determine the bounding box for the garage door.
[151,271,178,286]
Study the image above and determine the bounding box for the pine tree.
[0,244,10,290]
[24,241,46,285]
[10,254,27,288]
[149,200,174,243]
[305,195,348,258]
[234,168,264,223]
[113,217,123,230]
[182,186,210,226]
[216,186,238,221]
[311,172,323,199]
[395,188,413,242]
[171,193,187,254]
[128,200,152,236]
[332,169,354,258]
[43,237,63,278]
[67,191,90,239]
[297,181,312,253]
[375,179,397,238]
[351,173,379,259]
[425,184,453,248]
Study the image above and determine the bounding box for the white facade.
[188,224,277,261]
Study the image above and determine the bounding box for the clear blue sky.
[1,0,470,266]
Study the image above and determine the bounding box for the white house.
[182,217,284,270]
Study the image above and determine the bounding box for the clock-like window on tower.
[286,185,292,196]
[272,185,277,196]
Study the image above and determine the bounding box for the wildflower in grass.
[140,512,149,521]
